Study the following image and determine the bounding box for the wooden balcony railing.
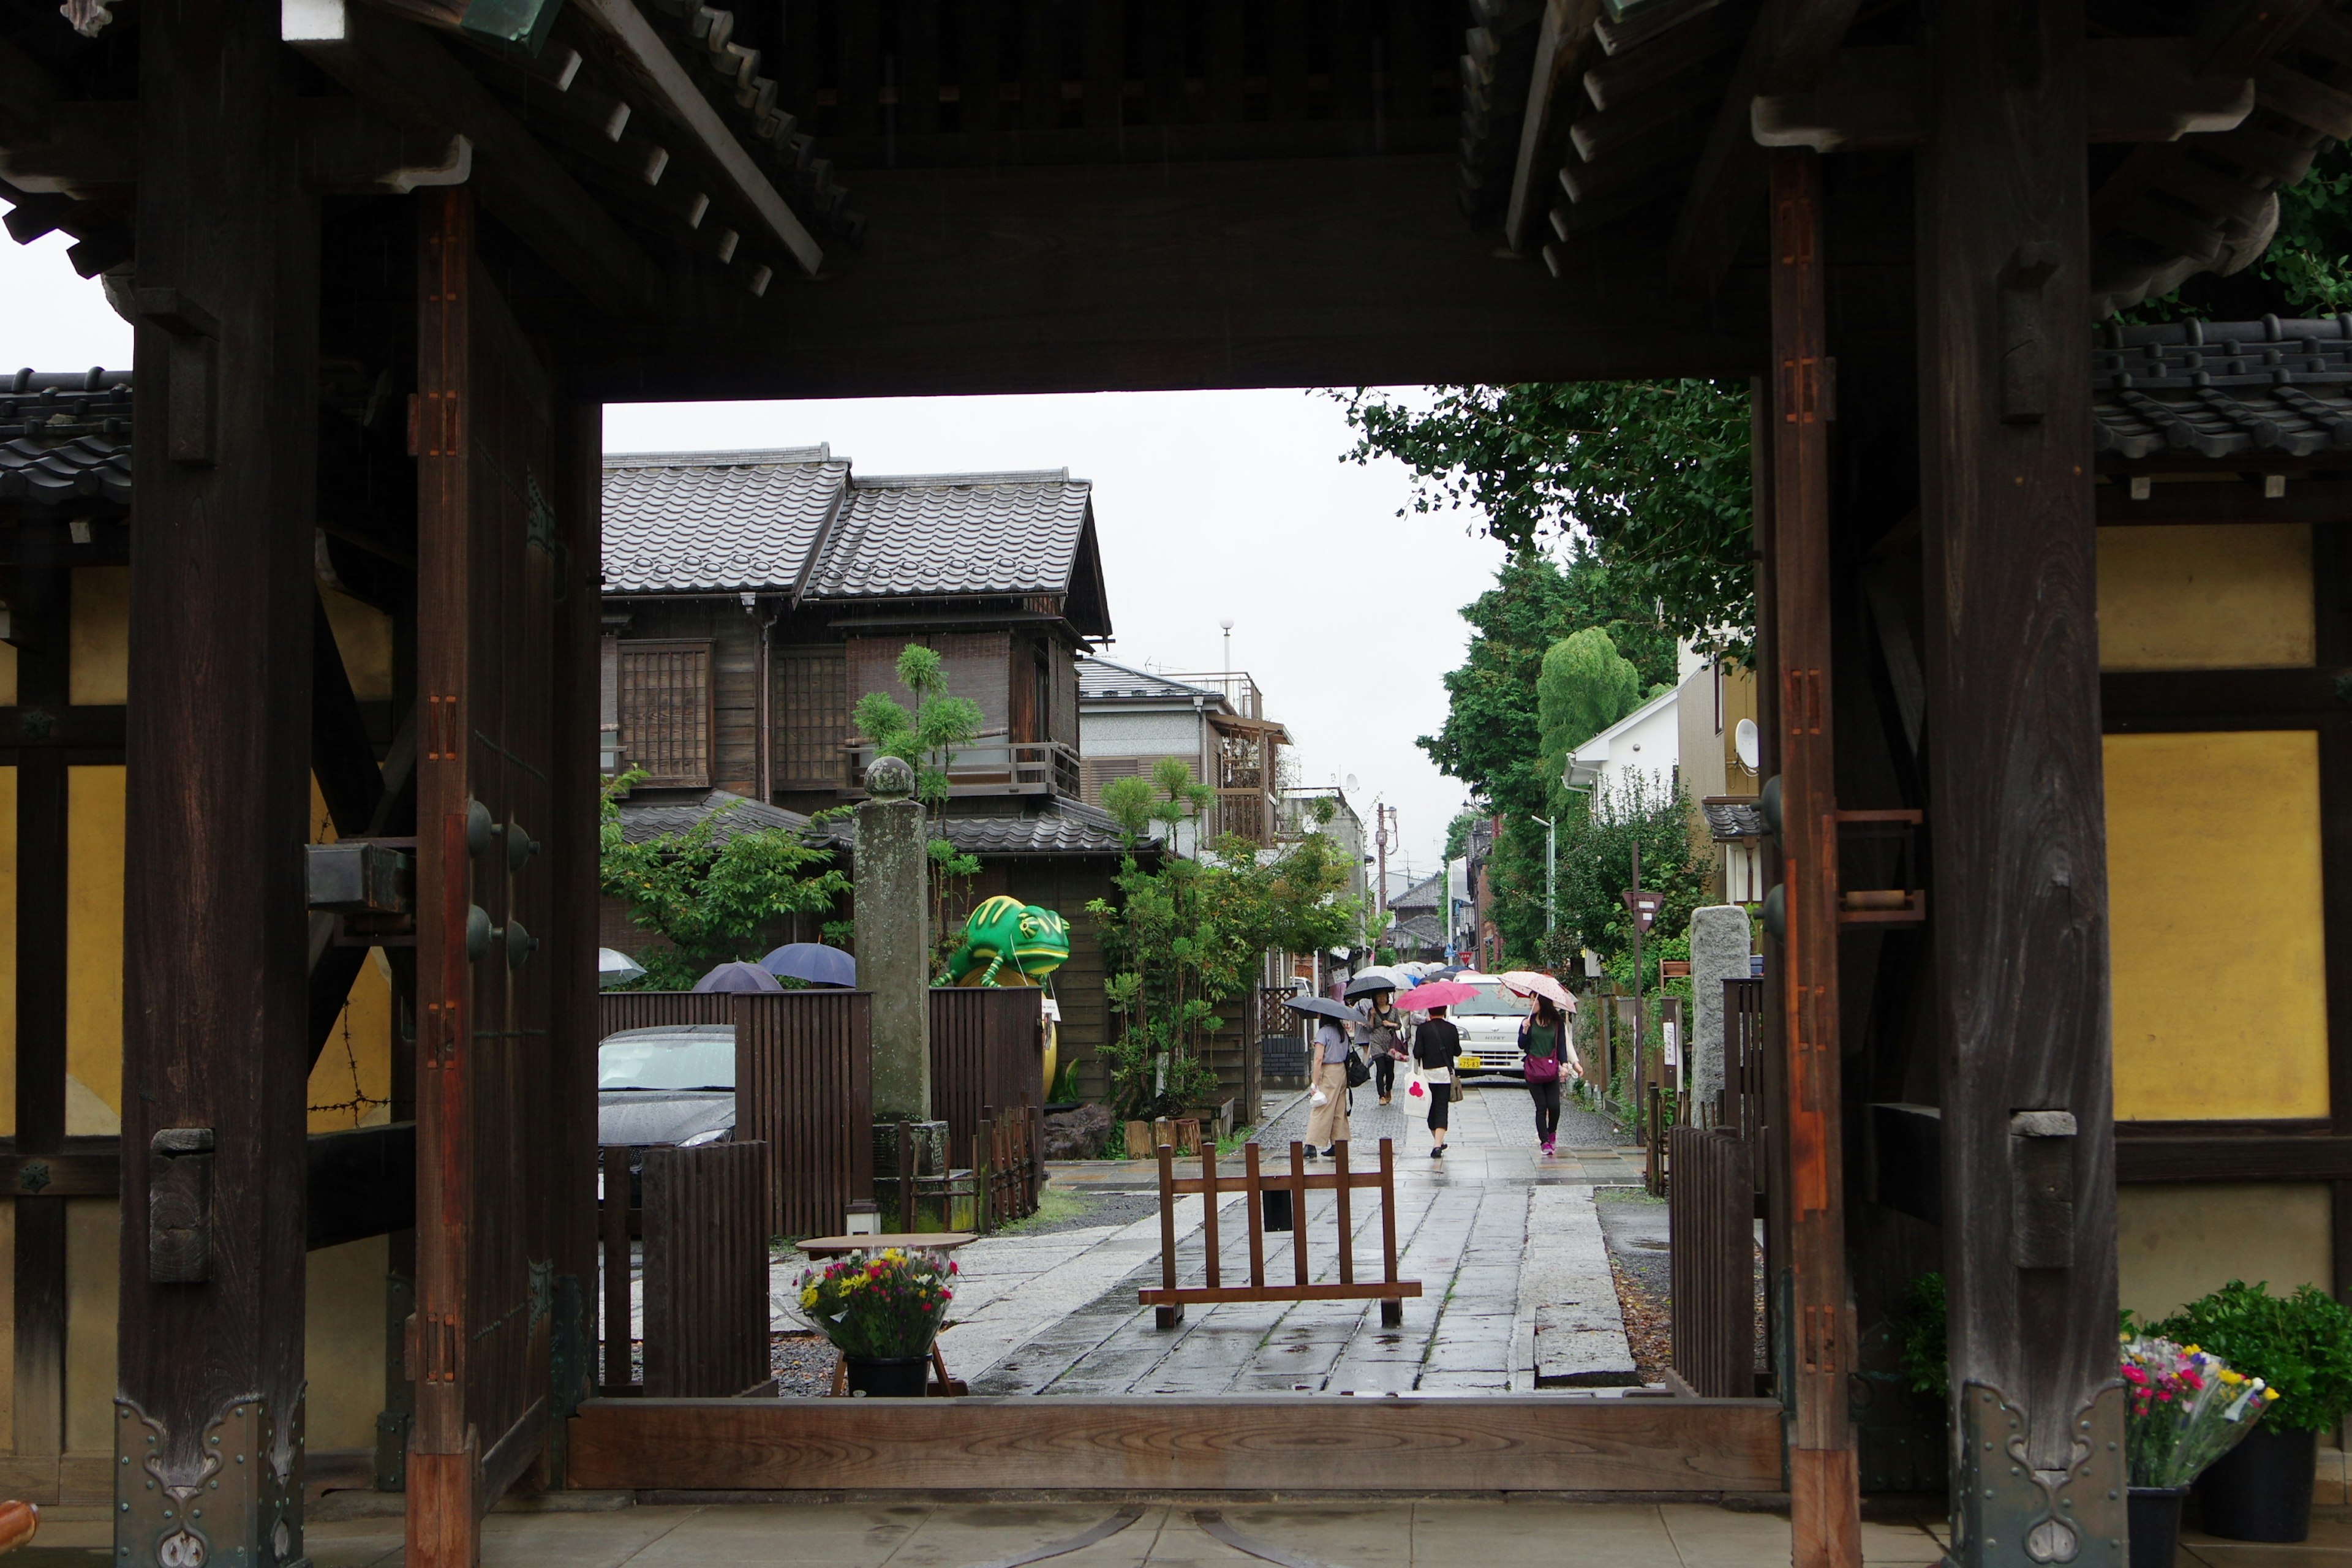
[843,737,1081,799]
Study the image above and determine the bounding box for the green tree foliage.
[1442,809,1482,862]
[1537,627,1645,814]
[1551,771,1711,974]
[598,770,851,989]
[1340,381,1753,657]
[1419,549,1673,827]
[1089,764,1359,1121]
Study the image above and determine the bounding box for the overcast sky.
[6,234,1509,874]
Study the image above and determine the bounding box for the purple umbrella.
[760,942,856,987]
[692,960,784,994]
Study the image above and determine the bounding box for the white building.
[1564,684,1682,801]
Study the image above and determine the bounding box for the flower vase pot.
[2196,1423,2318,1542]
[844,1354,931,1398]
[2128,1487,2187,1568]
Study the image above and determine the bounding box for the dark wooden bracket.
[134,287,220,467]
[1999,243,2062,425]
[1833,808,1928,924]
[2008,1110,2078,1268]
[146,1126,215,1283]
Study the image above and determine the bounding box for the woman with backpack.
[1519,995,1571,1156]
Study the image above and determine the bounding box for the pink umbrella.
[1499,970,1576,1012]
[1393,981,1479,1012]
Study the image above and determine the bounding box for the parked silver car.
[598,1026,736,1203]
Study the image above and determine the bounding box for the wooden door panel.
[411,187,561,1565]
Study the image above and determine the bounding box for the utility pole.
[1531,813,1557,938]
[1621,842,1665,1136]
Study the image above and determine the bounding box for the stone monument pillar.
[856,756,931,1120]
[1687,905,1752,1120]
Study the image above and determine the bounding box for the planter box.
[1189,1099,1237,1143]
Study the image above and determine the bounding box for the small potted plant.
[2121,1335,2274,1568]
[797,1246,957,1398]
[2160,1281,2352,1542]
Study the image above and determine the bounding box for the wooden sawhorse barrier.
[1142,1138,1420,1330]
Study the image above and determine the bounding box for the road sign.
[1622,889,1665,933]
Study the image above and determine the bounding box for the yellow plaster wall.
[321,588,394,704]
[2106,730,2329,1121]
[2098,524,2315,671]
[0,766,13,1140]
[65,766,123,1136]
[69,567,129,706]
[0,639,15,704]
[63,1197,117,1454]
[0,1201,14,1452]
[306,1237,389,1451]
[306,777,393,1130]
[2120,1183,2334,1324]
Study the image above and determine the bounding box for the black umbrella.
[1343,974,1398,1001]
[1284,996,1357,1025]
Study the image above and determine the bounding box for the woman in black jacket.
[1411,1006,1461,1158]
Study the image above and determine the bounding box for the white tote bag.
[1399,1069,1434,1121]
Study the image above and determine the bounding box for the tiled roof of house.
[1078,656,1221,703]
[602,448,846,594]
[2095,317,2352,460]
[598,450,1098,613]
[810,796,1144,858]
[1390,871,1446,913]
[1701,799,1768,841]
[614,790,812,845]
[801,470,1091,601]
[0,369,132,510]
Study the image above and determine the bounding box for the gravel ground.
[1595,1188,1672,1384]
[771,1331,837,1395]
[1011,1187,1162,1235]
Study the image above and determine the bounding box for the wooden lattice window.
[776,647,847,786]
[617,640,713,788]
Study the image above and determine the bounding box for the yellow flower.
[2265,1389,2281,1401]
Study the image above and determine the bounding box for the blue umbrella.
[760,942,856,987]
[693,960,783,994]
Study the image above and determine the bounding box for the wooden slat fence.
[1668,1126,1757,1398]
[738,991,874,1237]
[600,1142,774,1398]
[971,1104,1044,1230]
[929,986,1044,1153]
[642,1141,772,1396]
[599,990,733,1033]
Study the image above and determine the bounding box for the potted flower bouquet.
[2160,1281,2352,1542]
[2121,1335,2274,1568]
[797,1246,957,1398]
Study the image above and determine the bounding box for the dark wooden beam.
[1754,39,2253,152]
[1763,148,1859,1568]
[2116,1134,2352,1183]
[2095,476,2352,523]
[306,1122,417,1249]
[1665,0,1864,300]
[1917,2,2122,1559]
[0,39,53,146]
[118,0,318,1558]
[290,0,665,320]
[566,1394,1788,1493]
[0,1148,119,1199]
[1,97,471,197]
[2103,669,2351,725]
[1503,0,1606,254]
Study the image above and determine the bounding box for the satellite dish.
[1735,718,1761,772]
[1345,774,1360,793]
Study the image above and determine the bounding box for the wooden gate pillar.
[1917,2,2122,1564]
[1765,148,1861,1568]
[116,1,321,1564]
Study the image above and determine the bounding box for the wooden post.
[1288,1142,1310,1288]
[1766,148,1861,1568]
[601,1148,631,1392]
[117,3,320,1562]
[1244,1142,1267,1288]
[1378,1139,1403,1328]
[1155,1142,1183,1329]
[1332,1141,1354,1285]
[1917,4,2122,1562]
[1200,1144,1221,1291]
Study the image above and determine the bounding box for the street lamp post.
[1530,813,1556,938]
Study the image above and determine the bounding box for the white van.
[1445,973,1537,1078]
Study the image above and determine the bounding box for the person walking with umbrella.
[1501,972,1578,1158]
[1286,996,1359,1158]
[1348,976,1408,1105]
[1411,1004,1461,1158]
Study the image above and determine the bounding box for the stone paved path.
[955,1082,1648,1395]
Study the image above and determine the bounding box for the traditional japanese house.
[13,0,2352,1562]
[600,448,1133,1093]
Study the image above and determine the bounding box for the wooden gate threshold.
[565,1394,1785,1494]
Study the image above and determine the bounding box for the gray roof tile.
[1701,799,1768,841]
[2095,316,2352,459]
[802,471,1091,601]
[615,790,813,845]
[1079,656,1221,702]
[812,796,1144,858]
[602,448,846,594]
[0,370,132,511]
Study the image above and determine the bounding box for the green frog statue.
[946,896,1071,987]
